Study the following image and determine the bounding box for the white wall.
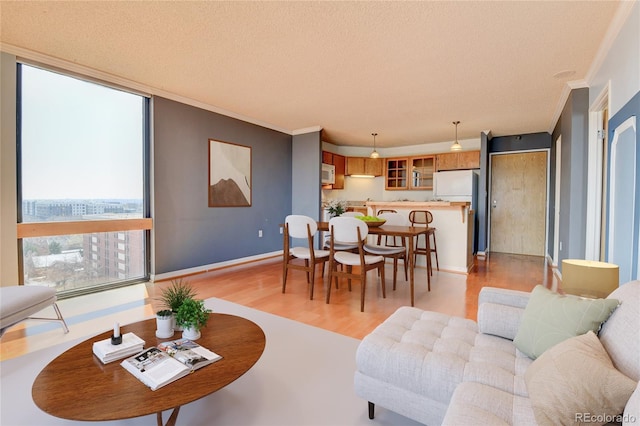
[589,1,640,115]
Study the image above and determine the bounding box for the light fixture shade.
[561,259,619,299]
[370,132,380,158]
[450,120,462,151]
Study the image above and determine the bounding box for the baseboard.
[150,251,282,282]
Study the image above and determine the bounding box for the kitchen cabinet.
[346,157,383,176]
[322,151,345,189]
[385,156,435,190]
[385,158,409,189]
[410,156,435,189]
[435,150,480,171]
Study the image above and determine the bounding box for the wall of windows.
[17,64,150,297]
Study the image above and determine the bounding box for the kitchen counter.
[365,201,474,274]
[366,201,471,223]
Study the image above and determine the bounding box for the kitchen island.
[366,201,475,274]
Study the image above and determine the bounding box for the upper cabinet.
[435,150,480,171]
[385,155,435,190]
[322,151,345,189]
[346,157,383,176]
[410,156,435,189]
[385,158,408,189]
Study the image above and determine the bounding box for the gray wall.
[552,88,590,268]
[152,97,292,275]
[292,131,322,220]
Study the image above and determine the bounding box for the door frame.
[585,83,610,260]
[487,149,551,255]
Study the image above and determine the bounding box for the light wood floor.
[1,252,558,360]
[150,252,559,340]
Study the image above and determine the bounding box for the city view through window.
[21,199,145,292]
[19,64,148,295]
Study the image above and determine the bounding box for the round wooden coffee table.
[32,313,265,426]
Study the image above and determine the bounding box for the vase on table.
[182,326,201,341]
[155,310,174,339]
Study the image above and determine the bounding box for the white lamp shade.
[561,259,619,299]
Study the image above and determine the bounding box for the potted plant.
[155,309,174,339]
[159,279,197,330]
[174,298,211,340]
[326,199,346,218]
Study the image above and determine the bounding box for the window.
[17,64,151,297]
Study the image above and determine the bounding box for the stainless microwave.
[322,163,335,185]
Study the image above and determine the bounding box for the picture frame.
[208,139,252,207]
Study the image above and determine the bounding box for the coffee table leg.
[157,406,181,426]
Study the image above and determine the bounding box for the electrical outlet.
[279,226,283,234]
[258,229,263,238]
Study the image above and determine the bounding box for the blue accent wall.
[152,97,292,275]
[552,88,590,267]
[607,90,640,281]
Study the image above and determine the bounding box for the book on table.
[92,332,145,364]
[120,338,222,391]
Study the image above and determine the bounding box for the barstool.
[408,210,439,275]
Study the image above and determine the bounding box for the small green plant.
[159,279,197,313]
[156,309,173,318]
[175,298,211,331]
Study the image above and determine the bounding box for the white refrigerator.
[433,170,478,210]
[433,170,479,254]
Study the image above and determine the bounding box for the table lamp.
[561,259,619,299]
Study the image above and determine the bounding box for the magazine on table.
[120,339,222,391]
[157,338,222,371]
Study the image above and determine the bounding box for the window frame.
[16,62,152,297]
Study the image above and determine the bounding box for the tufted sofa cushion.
[355,306,533,424]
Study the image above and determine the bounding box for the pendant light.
[370,133,380,159]
[450,121,462,151]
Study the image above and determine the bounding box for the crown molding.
[1,43,293,136]
[584,0,637,85]
[292,126,323,135]
[547,0,636,135]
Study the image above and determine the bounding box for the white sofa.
[354,281,639,425]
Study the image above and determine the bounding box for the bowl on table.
[356,217,386,227]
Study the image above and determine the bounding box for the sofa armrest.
[477,287,531,341]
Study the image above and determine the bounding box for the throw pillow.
[513,285,618,359]
[525,331,636,426]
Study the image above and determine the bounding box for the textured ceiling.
[0,1,621,148]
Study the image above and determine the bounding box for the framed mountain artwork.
[208,139,251,207]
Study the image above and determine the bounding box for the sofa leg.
[368,401,375,419]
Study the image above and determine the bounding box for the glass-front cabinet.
[385,156,434,190]
[385,158,408,189]
[410,156,435,189]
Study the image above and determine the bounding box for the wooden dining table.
[317,221,434,306]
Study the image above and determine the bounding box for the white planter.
[155,315,174,339]
[182,326,201,341]
[172,313,183,331]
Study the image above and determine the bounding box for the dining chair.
[282,215,330,300]
[376,209,397,215]
[341,211,364,217]
[364,212,408,290]
[327,217,385,312]
[408,210,439,275]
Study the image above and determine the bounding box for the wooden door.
[490,151,547,255]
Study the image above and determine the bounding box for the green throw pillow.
[513,285,619,359]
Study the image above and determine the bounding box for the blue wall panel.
[153,97,292,275]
